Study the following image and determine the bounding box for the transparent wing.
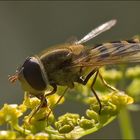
[75,19,117,44]
[72,41,140,68]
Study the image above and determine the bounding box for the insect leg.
[78,69,102,114]
[90,71,102,114]
[28,95,46,123]
[98,72,119,92]
[78,68,98,85]
[46,87,69,124]
[45,83,57,97]
[27,84,57,122]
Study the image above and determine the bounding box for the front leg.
[45,83,57,97]
[27,84,57,122]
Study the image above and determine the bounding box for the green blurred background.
[0,1,140,139]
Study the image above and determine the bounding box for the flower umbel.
[0,66,138,139]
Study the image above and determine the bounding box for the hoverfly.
[8,19,140,121]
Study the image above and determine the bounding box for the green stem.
[13,123,31,135]
[117,65,135,139]
[118,108,134,139]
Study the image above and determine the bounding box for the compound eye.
[22,57,46,91]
